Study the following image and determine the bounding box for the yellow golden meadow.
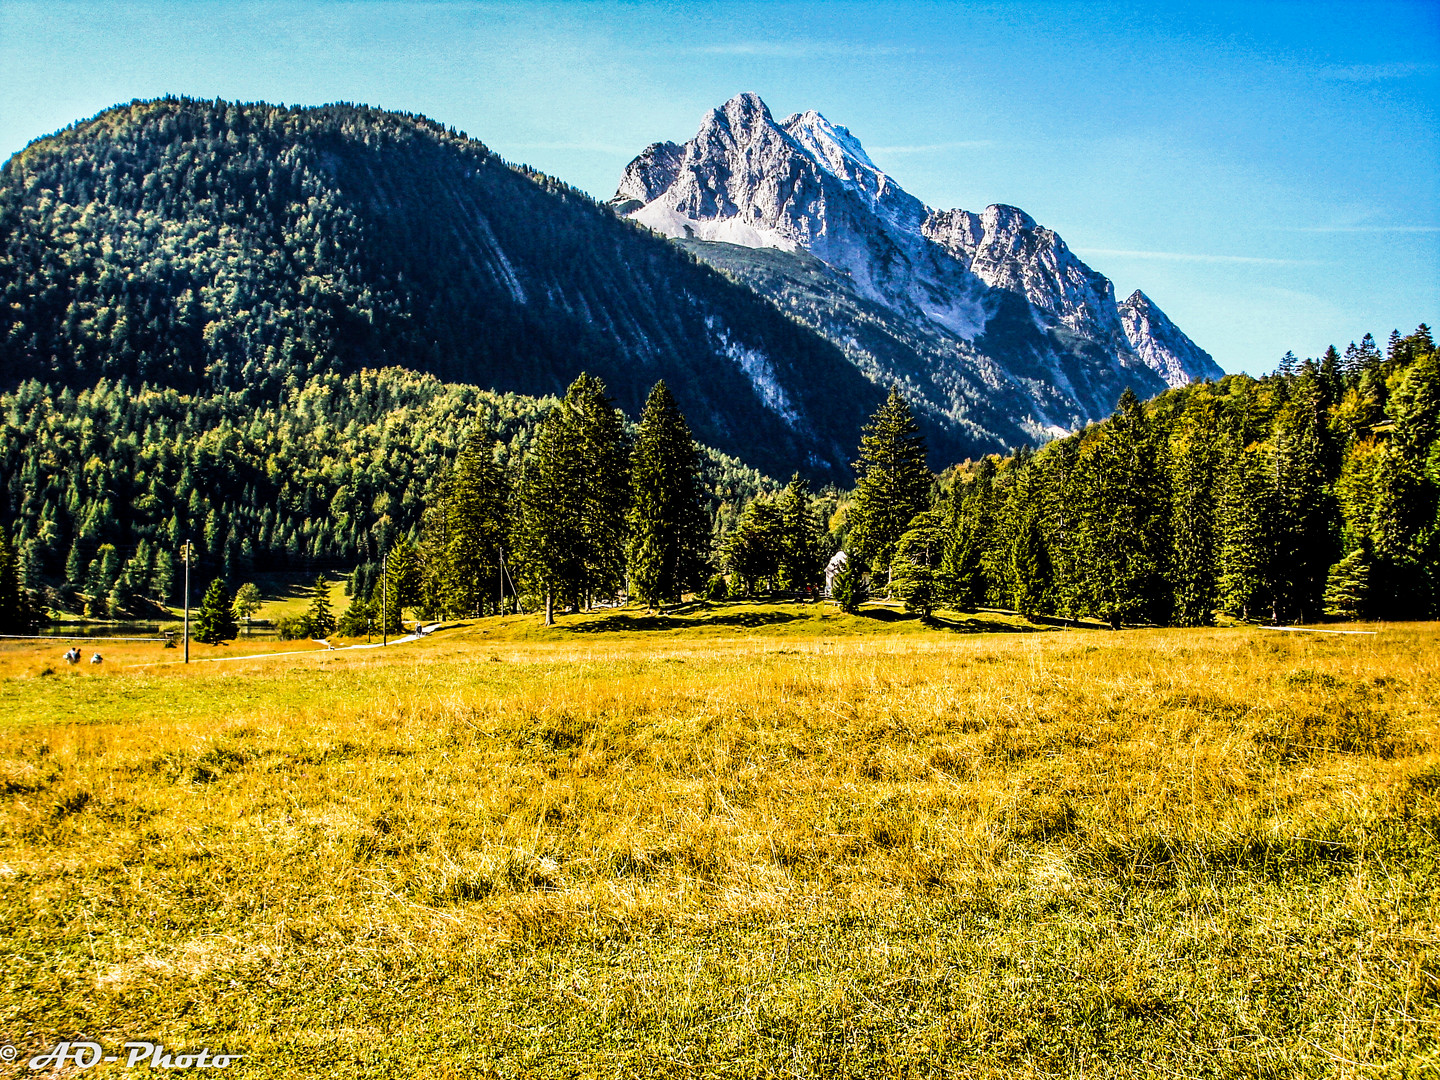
[1,606,1436,1076]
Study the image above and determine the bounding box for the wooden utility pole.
[182,540,191,664]
[381,550,388,647]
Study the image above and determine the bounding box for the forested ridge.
[0,97,883,481]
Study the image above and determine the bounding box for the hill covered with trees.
[0,97,886,481]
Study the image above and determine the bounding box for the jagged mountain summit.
[613,93,1222,445]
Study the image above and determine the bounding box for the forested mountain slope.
[0,98,886,482]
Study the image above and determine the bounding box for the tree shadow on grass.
[926,613,1051,634]
[858,607,1054,634]
[558,610,806,634]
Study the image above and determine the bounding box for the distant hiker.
[90,652,103,664]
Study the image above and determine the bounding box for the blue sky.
[2,0,1436,375]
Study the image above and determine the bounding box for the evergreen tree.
[1269,382,1339,622]
[336,592,373,638]
[1078,390,1172,628]
[195,579,238,644]
[308,576,335,637]
[830,552,869,614]
[891,508,946,618]
[1169,399,1222,626]
[64,540,83,591]
[1007,512,1051,619]
[107,575,133,618]
[152,549,175,606]
[1217,443,1275,622]
[516,373,629,623]
[848,386,931,584]
[393,539,423,608]
[626,381,710,609]
[720,497,784,595]
[1323,550,1371,620]
[438,431,509,618]
[775,474,821,593]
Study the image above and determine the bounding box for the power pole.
[498,543,504,616]
[381,550,388,647]
[182,540,191,664]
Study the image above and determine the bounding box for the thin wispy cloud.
[871,140,994,155]
[1073,248,1318,267]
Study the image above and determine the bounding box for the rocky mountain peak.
[614,140,683,206]
[614,94,1222,442]
[1119,290,1223,385]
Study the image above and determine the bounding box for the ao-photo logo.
[6,1040,243,1070]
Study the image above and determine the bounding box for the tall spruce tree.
[626,382,710,610]
[438,430,509,618]
[830,552,868,614]
[308,575,336,637]
[1217,442,1276,622]
[1269,383,1339,622]
[517,373,629,623]
[1078,390,1172,628]
[1169,399,1222,626]
[1323,549,1371,620]
[891,507,946,619]
[848,386,931,585]
[776,474,822,592]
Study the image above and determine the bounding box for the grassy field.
[0,605,1435,1077]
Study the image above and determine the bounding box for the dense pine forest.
[935,327,1439,625]
[0,368,774,626]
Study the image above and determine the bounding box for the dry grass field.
[0,608,1435,1077]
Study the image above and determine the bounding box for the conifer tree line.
[411,376,799,623]
[918,326,1439,625]
[2,325,1434,631]
[0,368,775,623]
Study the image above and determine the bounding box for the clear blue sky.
[2,0,1436,375]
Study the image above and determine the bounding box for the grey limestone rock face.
[614,93,1220,443]
[1119,290,1224,386]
